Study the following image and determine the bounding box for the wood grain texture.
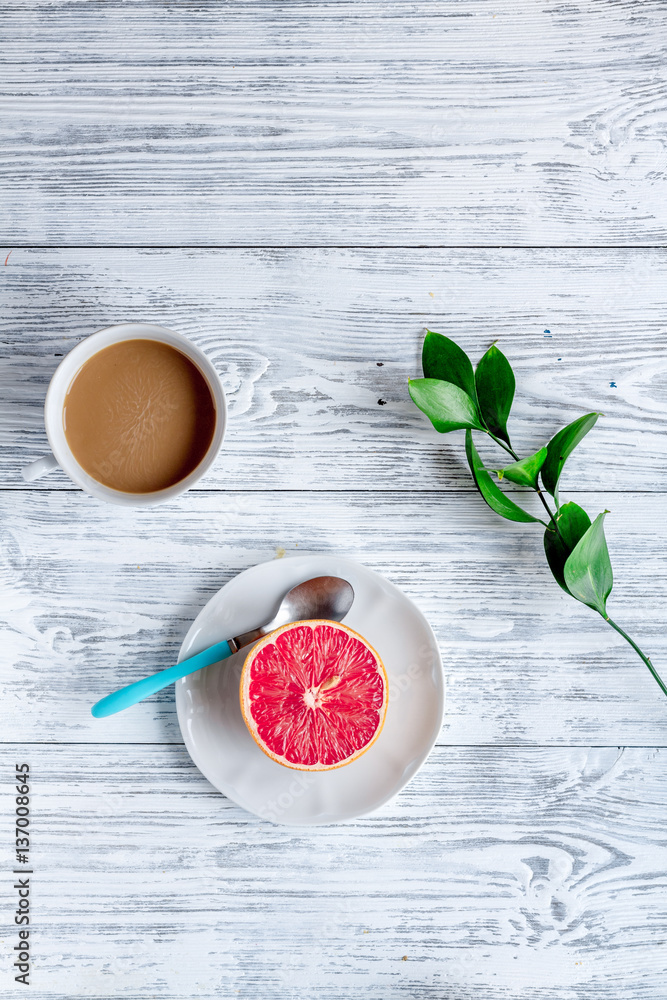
[2,490,665,746]
[4,2,667,993]
[1,743,665,999]
[3,0,667,246]
[2,247,667,491]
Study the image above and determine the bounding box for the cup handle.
[22,453,60,482]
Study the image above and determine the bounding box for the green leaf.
[409,379,484,434]
[422,331,477,404]
[563,511,613,616]
[475,343,515,445]
[465,430,540,523]
[497,447,548,489]
[543,501,592,593]
[541,412,600,501]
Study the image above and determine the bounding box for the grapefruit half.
[240,620,388,771]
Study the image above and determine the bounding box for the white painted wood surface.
[3,2,667,998]
[3,248,667,492]
[1,744,665,999]
[1,490,666,746]
[3,1,667,246]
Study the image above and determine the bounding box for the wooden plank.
[2,247,667,491]
[2,490,665,746]
[2,743,665,998]
[3,1,667,246]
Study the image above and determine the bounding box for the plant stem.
[486,431,517,462]
[604,616,667,698]
[486,430,565,543]
[486,436,663,695]
[534,489,564,540]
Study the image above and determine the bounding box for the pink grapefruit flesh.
[240,620,388,771]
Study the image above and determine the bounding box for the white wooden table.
[2,3,666,998]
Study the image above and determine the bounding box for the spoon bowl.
[229,576,355,650]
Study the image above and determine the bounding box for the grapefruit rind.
[239,619,388,771]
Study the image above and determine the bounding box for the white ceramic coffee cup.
[22,323,227,506]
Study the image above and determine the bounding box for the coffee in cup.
[22,324,227,506]
[63,339,217,494]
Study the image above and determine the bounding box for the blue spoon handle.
[91,640,234,718]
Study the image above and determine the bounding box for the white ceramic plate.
[175,555,444,825]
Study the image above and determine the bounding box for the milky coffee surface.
[63,339,216,493]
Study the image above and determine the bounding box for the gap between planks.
[6,244,667,250]
[0,488,662,495]
[1,742,664,749]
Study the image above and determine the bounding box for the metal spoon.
[91,575,355,718]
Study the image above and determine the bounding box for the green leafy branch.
[409,330,665,699]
